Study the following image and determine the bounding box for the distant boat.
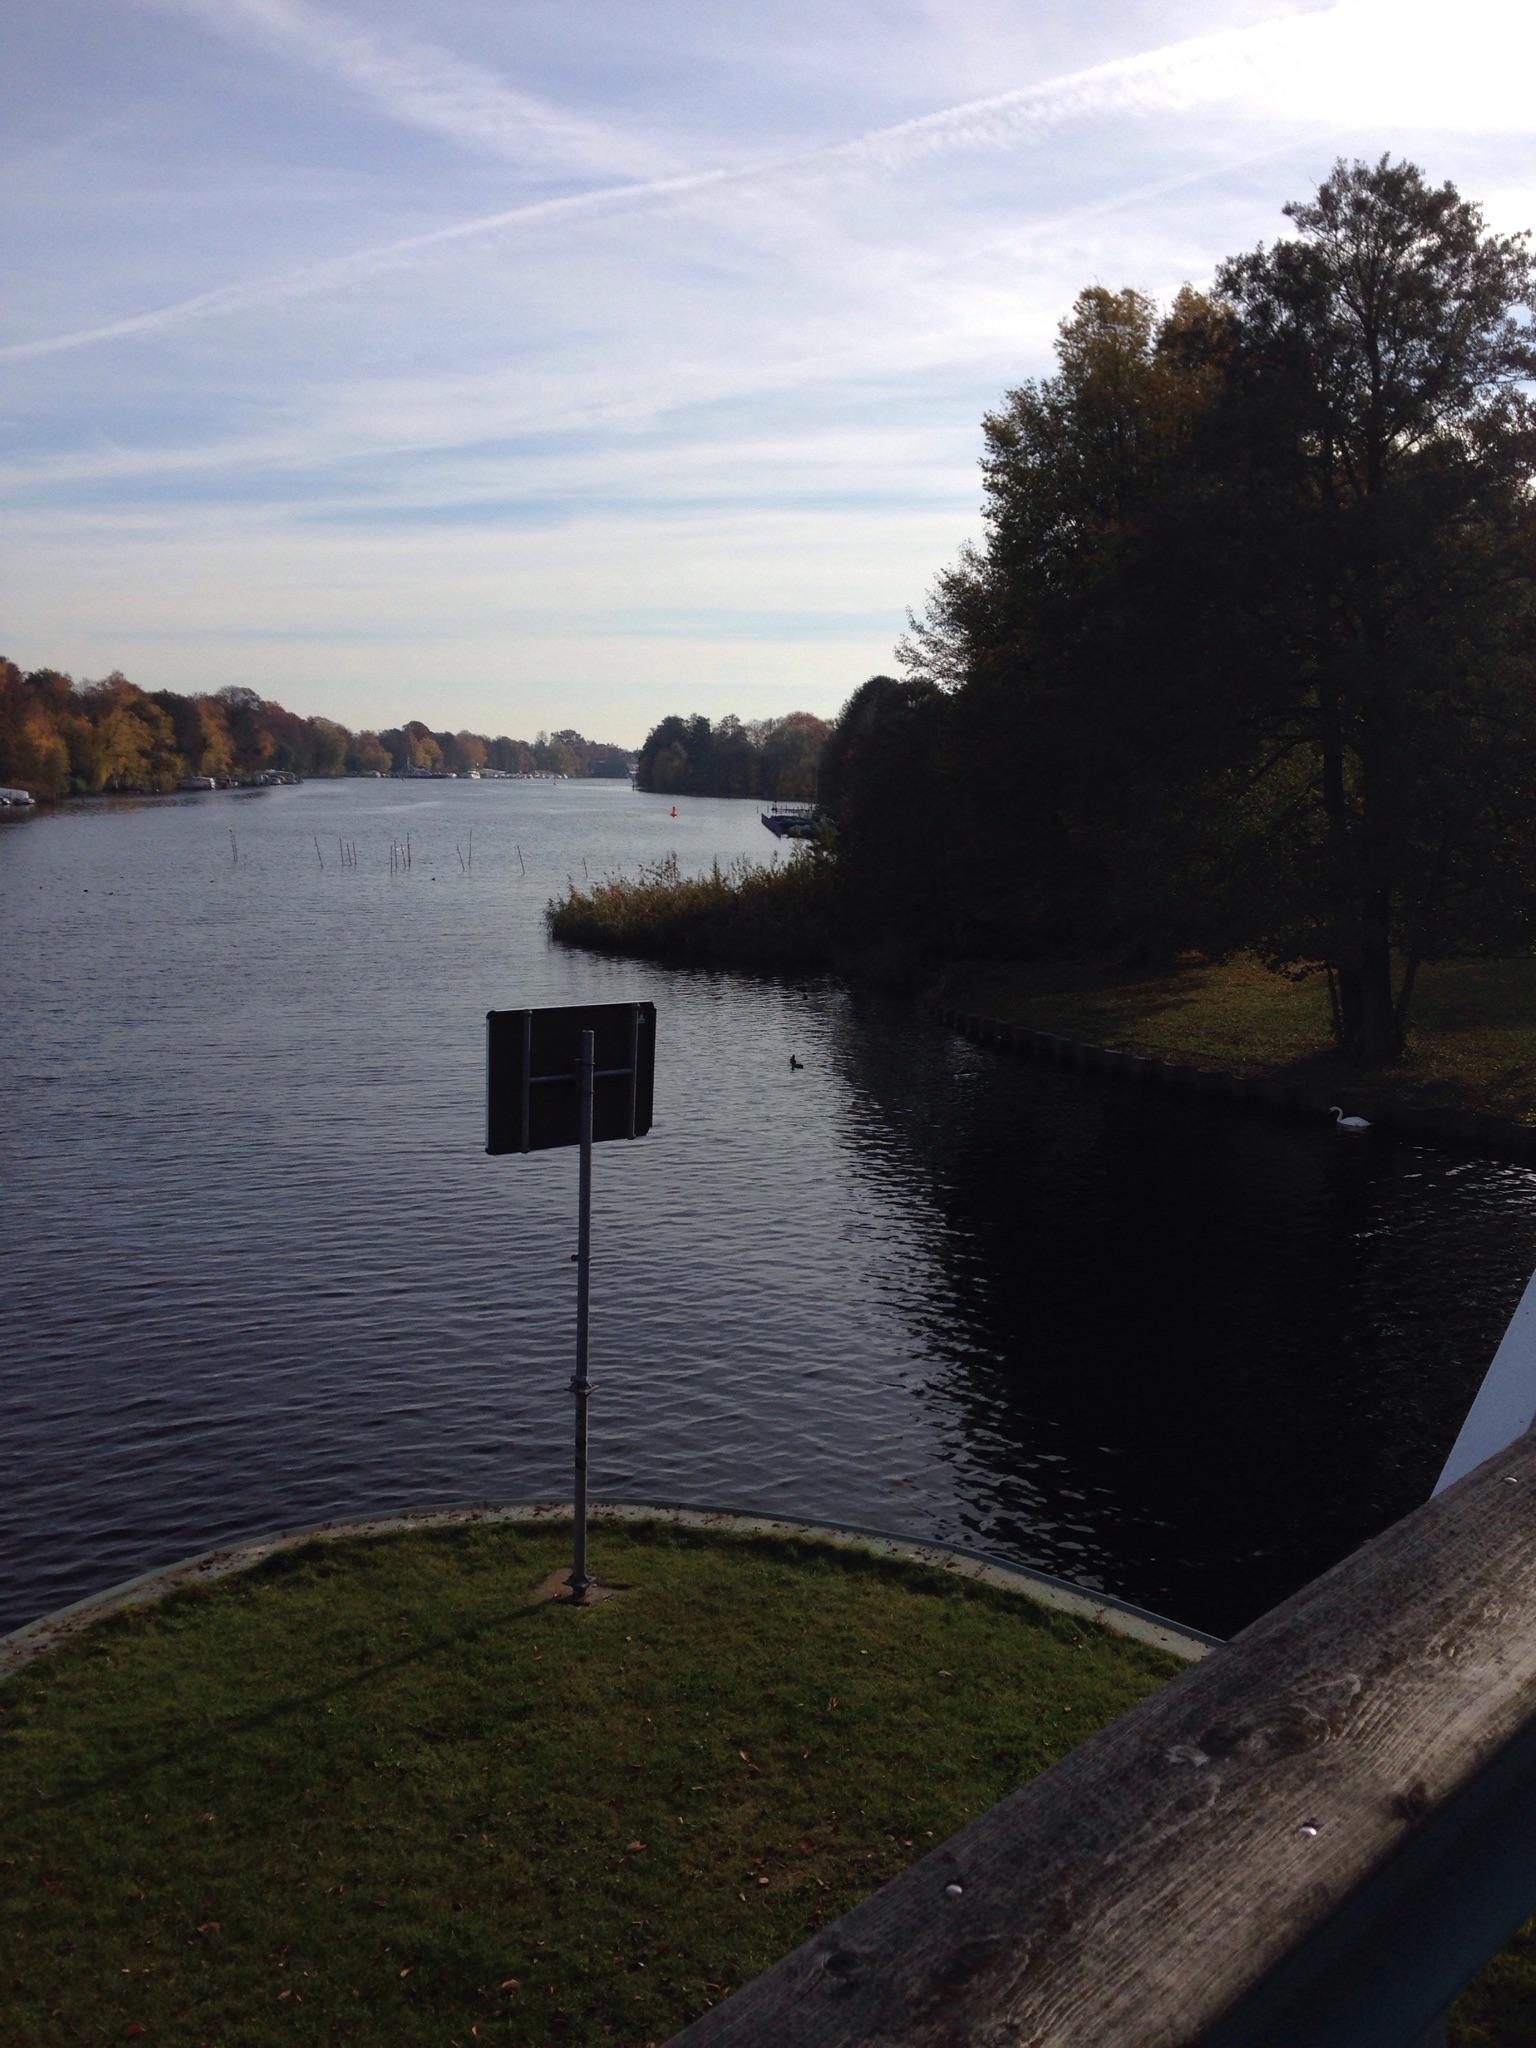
[179,775,217,791]
[760,802,823,840]
[0,786,37,807]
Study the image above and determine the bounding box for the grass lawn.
[0,1519,1179,2047]
[938,953,1536,1125]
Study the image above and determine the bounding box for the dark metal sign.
[484,1000,656,1605]
[486,1001,655,1154]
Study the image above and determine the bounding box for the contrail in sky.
[146,0,675,180]
[0,3,1354,366]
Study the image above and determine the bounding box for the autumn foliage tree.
[854,157,1536,1059]
[0,669,633,797]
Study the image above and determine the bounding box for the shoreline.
[0,1498,1216,1676]
[549,856,1536,1140]
[936,1002,1536,1162]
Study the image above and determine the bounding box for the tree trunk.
[1395,950,1423,1044]
[1352,893,1402,1063]
[1333,961,1363,1051]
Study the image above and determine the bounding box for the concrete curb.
[0,1498,1217,1679]
[936,1004,1536,1163]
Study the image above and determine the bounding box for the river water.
[4,778,1534,1639]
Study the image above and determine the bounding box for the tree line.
[816,158,1536,1064]
[634,711,829,798]
[0,663,632,797]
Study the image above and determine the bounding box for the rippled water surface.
[5,779,1536,1638]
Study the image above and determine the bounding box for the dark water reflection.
[3,781,1534,1639]
[832,1011,1532,1631]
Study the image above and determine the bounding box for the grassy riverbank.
[547,851,834,970]
[5,1516,1532,2042]
[937,953,1536,1125]
[0,1518,1176,2047]
[548,849,1536,1123]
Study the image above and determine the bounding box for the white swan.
[1329,1105,1371,1132]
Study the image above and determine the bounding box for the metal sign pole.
[570,1027,595,1601]
[487,1001,655,1602]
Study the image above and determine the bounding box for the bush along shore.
[546,851,836,971]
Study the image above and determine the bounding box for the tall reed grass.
[547,850,834,969]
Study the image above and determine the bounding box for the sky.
[3,0,1533,747]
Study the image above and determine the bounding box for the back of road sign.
[485,1002,655,1154]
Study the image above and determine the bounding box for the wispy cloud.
[9,0,1531,736]
[0,167,739,364]
[0,139,1289,494]
[3,2,1365,366]
[147,0,673,179]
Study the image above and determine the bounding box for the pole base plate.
[529,1569,627,1608]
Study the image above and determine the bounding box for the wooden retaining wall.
[934,1003,1536,1164]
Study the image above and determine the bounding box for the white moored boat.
[760,801,823,840]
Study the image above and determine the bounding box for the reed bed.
[547,851,835,969]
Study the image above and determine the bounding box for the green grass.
[937,953,1536,1124]
[1458,1924,1536,2048]
[547,853,834,971]
[0,1520,1178,2047]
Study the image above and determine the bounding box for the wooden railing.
[667,1429,1536,2046]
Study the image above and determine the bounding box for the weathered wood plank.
[667,1430,1536,2047]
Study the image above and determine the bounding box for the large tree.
[891,160,1536,1057]
[899,283,1233,956]
[1213,157,1536,1057]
